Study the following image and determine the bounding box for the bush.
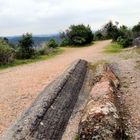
[0,39,15,65]
[17,33,35,59]
[37,46,53,55]
[94,31,104,40]
[60,24,93,46]
[117,36,132,48]
[47,39,58,48]
[60,38,70,46]
[132,22,140,38]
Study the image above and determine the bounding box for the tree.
[17,33,34,59]
[94,31,104,40]
[0,38,15,65]
[47,39,58,48]
[103,21,121,41]
[132,22,140,38]
[3,37,9,43]
[60,24,93,46]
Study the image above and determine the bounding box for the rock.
[130,81,135,84]
[78,64,123,140]
[133,37,140,48]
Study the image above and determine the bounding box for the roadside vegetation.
[94,21,140,53]
[0,21,140,69]
[0,33,62,69]
[60,24,93,46]
[0,48,63,69]
[104,42,123,53]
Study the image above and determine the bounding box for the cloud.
[0,0,139,36]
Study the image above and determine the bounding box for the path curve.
[0,40,111,136]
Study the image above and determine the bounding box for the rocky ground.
[104,48,140,139]
[0,40,139,139]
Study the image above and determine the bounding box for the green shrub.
[73,36,86,45]
[47,39,58,48]
[0,39,15,65]
[60,38,70,46]
[117,36,132,48]
[60,24,93,46]
[94,32,104,40]
[17,33,35,59]
[37,46,54,55]
[132,22,140,38]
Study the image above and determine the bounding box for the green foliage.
[101,21,133,47]
[103,21,122,41]
[117,36,132,48]
[0,48,63,70]
[104,42,123,53]
[47,39,58,48]
[37,47,48,55]
[60,38,70,46]
[73,36,86,45]
[132,22,140,38]
[0,38,15,65]
[60,24,93,46]
[37,45,55,55]
[94,31,104,40]
[116,25,133,48]
[17,33,35,59]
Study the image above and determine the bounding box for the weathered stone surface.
[78,64,123,140]
[133,37,140,47]
[62,66,95,140]
[3,59,87,140]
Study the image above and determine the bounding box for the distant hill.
[6,34,61,47]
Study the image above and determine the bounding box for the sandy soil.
[0,40,139,139]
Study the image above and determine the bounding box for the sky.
[0,0,140,36]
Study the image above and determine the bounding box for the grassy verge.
[0,48,64,70]
[104,42,123,54]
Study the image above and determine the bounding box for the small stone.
[40,122,44,126]
[131,81,135,84]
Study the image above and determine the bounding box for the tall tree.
[103,21,121,41]
[18,33,34,59]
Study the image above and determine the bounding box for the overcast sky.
[0,0,140,36]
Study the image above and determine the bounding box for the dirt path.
[0,40,111,136]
